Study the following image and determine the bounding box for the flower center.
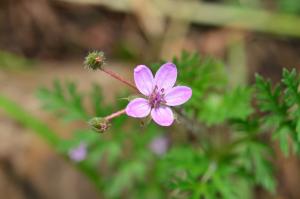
[148,86,166,108]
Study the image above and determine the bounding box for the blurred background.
[1,0,300,198]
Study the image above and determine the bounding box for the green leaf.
[199,87,253,125]
[296,119,300,142]
[276,126,291,157]
[107,161,147,197]
[37,80,88,121]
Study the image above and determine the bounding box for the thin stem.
[101,68,138,91]
[105,109,126,121]
[201,161,217,183]
[216,132,258,161]
[175,108,205,135]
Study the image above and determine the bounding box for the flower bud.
[88,117,110,133]
[84,51,106,70]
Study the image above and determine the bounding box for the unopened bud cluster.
[84,51,132,133]
[88,117,110,133]
[84,51,106,70]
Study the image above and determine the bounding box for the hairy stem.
[101,68,138,91]
[105,109,126,121]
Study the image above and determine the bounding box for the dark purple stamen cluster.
[148,86,166,108]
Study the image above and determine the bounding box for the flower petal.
[126,98,151,118]
[151,106,174,126]
[154,62,177,90]
[165,86,192,106]
[134,65,154,96]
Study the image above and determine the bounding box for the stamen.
[148,86,166,108]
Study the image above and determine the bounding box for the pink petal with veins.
[134,65,154,96]
[126,98,151,118]
[154,62,177,91]
[151,106,174,126]
[165,86,192,106]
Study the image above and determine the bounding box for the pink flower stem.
[101,68,138,91]
[105,109,126,121]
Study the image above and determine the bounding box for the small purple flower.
[69,143,87,162]
[126,62,192,126]
[149,136,169,156]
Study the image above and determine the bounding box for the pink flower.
[126,62,192,126]
[69,143,87,162]
[149,136,169,155]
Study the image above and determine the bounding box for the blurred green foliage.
[225,0,300,14]
[0,50,35,70]
[276,0,300,14]
[256,68,300,156]
[0,94,103,191]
